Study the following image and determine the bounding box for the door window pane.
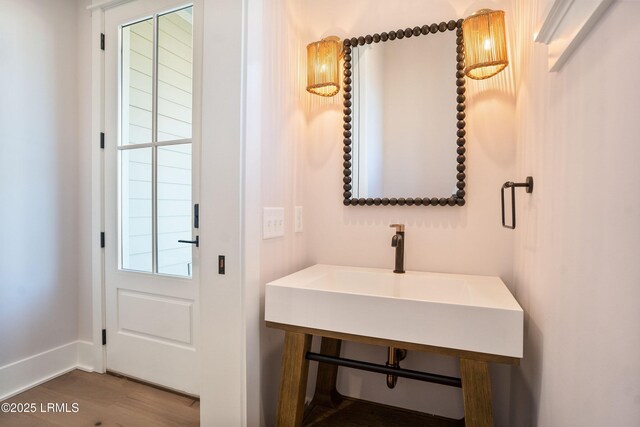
[121,18,153,145]
[157,144,192,276]
[119,6,194,278]
[157,7,193,142]
[120,147,153,272]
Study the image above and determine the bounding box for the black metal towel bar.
[305,352,462,388]
[501,176,534,229]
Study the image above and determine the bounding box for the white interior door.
[104,0,201,396]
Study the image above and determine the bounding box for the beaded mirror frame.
[342,19,467,207]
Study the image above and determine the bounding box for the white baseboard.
[76,340,95,372]
[0,341,97,401]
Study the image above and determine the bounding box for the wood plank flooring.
[0,370,199,426]
[303,398,464,427]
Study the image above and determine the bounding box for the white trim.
[242,1,262,425]
[535,0,615,71]
[0,341,96,401]
[90,5,107,375]
[87,0,135,12]
[535,0,576,44]
[76,341,96,372]
[117,139,193,150]
[198,0,249,423]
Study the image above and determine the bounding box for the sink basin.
[265,264,523,358]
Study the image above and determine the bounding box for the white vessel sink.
[265,264,523,358]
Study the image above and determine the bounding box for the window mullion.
[152,13,159,274]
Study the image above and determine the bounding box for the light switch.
[263,207,285,239]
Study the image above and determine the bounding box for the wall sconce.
[306,36,343,97]
[462,9,508,80]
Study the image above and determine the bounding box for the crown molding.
[87,0,134,12]
[535,0,615,71]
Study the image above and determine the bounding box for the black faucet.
[390,224,405,274]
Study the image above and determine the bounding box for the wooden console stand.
[267,322,519,427]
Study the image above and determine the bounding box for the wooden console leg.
[312,337,343,407]
[276,332,312,427]
[460,358,494,427]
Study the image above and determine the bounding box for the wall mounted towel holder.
[501,176,533,229]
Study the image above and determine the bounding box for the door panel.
[117,290,193,345]
[104,0,200,396]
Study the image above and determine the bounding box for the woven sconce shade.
[462,9,508,80]
[306,37,342,97]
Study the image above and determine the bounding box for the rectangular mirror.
[342,21,466,207]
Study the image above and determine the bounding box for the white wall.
[0,0,80,366]
[288,0,517,424]
[245,1,312,424]
[76,0,94,347]
[509,0,640,425]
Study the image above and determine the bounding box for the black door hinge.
[100,33,105,50]
[102,329,107,345]
[100,232,105,248]
[194,204,199,229]
[100,132,105,149]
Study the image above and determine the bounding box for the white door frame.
[87,0,253,424]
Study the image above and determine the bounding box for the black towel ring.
[501,176,533,229]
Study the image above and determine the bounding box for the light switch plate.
[263,207,285,239]
[294,206,303,233]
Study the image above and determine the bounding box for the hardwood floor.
[303,398,464,427]
[0,370,199,426]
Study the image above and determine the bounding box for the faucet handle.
[389,224,405,232]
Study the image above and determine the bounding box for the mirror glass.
[349,31,459,199]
